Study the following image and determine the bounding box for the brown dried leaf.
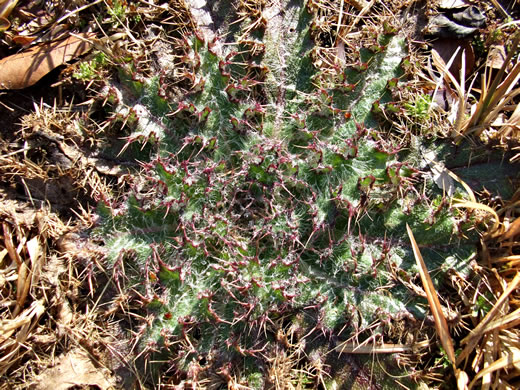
[0,32,95,90]
[12,34,37,46]
[0,300,44,348]
[32,348,116,390]
[488,44,507,70]
[433,38,475,81]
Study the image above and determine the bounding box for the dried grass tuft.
[461,188,520,389]
[0,199,64,381]
[0,99,119,388]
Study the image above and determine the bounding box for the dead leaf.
[0,299,44,377]
[488,44,507,70]
[433,38,475,81]
[31,348,116,390]
[12,35,37,46]
[0,32,95,90]
[14,261,30,316]
[424,151,455,196]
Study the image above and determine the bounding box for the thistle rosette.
[96,2,475,387]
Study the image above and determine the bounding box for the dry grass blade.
[452,201,501,238]
[484,85,520,126]
[482,307,520,333]
[501,216,520,242]
[463,186,520,388]
[14,261,30,317]
[468,350,520,389]
[487,62,520,111]
[500,102,520,139]
[432,30,520,143]
[0,315,30,342]
[406,224,456,366]
[423,152,476,201]
[0,0,18,19]
[448,171,476,203]
[26,236,43,287]
[55,0,103,25]
[2,222,22,267]
[0,16,9,32]
[489,0,510,19]
[0,299,45,376]
[431,48,466,136]
[472,33,519,120]
[462,32,520,138]
[335,0,345,44]
[335,340,429,354]
[491,255,520,266]
[0,198,71,381]
[457,273,520,366]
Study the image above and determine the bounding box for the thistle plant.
[96,1,475,387]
